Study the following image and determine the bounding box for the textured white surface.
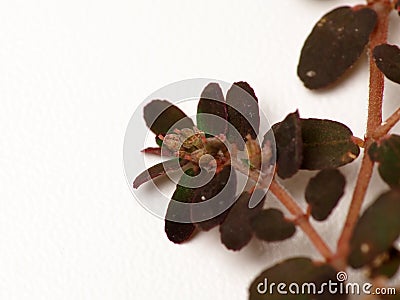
[1,0,400,299]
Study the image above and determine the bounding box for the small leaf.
[272,111,303,179]
[301,118,360,170]
[192,166,237,231]
[348,190,400,268]
[220,190,265,251]
[141,147,162,155]
[141,147,175,157]
[250,209,296,242]
[133,158,187,188]
[369,247,400,279]
[165,169,198,244]
[373,44,400,84]
[368,135,400,188]
[143,100,194,138]
[249,257,346,300]
[298,6,377,89]
[305,169,346,221]
[226,81,260,149]
[197,83,228,135]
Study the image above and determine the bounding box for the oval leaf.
[249,257,346,300]
[133,158,187,189]
[348,190,400,268]
[301,118,360,170]
[226,81,260,149]
[305,169,346,221]
[220,190,265,251]
[250,209,296,242]
[191,166,237,231]
[143,100,194,138]
[272,111,303,179]
[368,135,400,188]
[298,6,377,89]
[197,83,228,135]
[373,44,400,84]
[165,169,198,244]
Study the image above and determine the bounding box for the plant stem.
[269,180,334,262]
[373,107,400,139]
[336,1,390,259]
[230,156,334,261]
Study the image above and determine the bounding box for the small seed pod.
[245,135,261,169]
[163,134,182,152]
[182,133,205,150]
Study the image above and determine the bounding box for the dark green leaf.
[298,6,377,89]
[250,209,296,242]
[369,247,400,279]
[373,44,400,84]
[143,100,194,138]
[192,166,237,231]
[220,190,265,251]
[368,135,400,188]
[249,257,346,300]
[272,111,303,179]
[226,81,260,149]
[301,118,360,170]
[133,158,187,189]
[305,169,346,221]
[348,190,400,268]
[197,83,228,135]
[165,169,198,244]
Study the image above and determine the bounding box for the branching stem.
[231,155,334,262]
[373,107,400,139]
[336,0,391,260]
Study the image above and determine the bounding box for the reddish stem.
[373,107,400,139]
[336,1,391,260]
[269,180,335,262]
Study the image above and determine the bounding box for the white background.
[1,0,400,299]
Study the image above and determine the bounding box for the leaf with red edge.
[348,190,400,268]
[143,100,194,138]
[192,166,237,231]
[141,147,174,157]
[249,257,346,300]
[197,83,228,135]
[368,135,400,188]
[226,81,260,149]
[141,147,163,155]
[373,44,400,84]
[298,6,377,89]
[250,209,296,242]
[133,158,187,189]
[165,169,198,244]
[301,118,360,170]
[305,168,346,221]
[219,190,265,251]
[272,111,302,179]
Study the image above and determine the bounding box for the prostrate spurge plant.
[132,1,400,299]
